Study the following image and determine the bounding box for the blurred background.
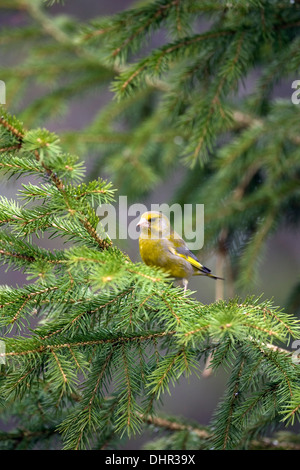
[1,0,300,449]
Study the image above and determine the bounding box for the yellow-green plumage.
[137,211,223,291]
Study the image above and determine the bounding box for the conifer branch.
[0,116,111,251]
[0,116,23,141]
[111,0,181,59]
[138,413,210,439]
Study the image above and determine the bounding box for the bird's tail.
[175,250,225,280]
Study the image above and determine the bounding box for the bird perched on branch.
[137,211,223,292]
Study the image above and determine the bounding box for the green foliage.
[1,0,300,451]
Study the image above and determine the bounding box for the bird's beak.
[137,217,149,228]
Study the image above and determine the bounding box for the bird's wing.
[168,236,211,274]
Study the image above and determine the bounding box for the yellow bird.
[137,211,223,292]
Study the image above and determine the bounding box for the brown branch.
[1,330,176,359]
[1,286,59,308]
[50,348,67,383]
[82,219,111,250]
[0,249,35,263]
[136,412,300,450]
[0,116,111,251]
[0,144,22,152]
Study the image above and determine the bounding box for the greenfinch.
[137,211,223,292]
